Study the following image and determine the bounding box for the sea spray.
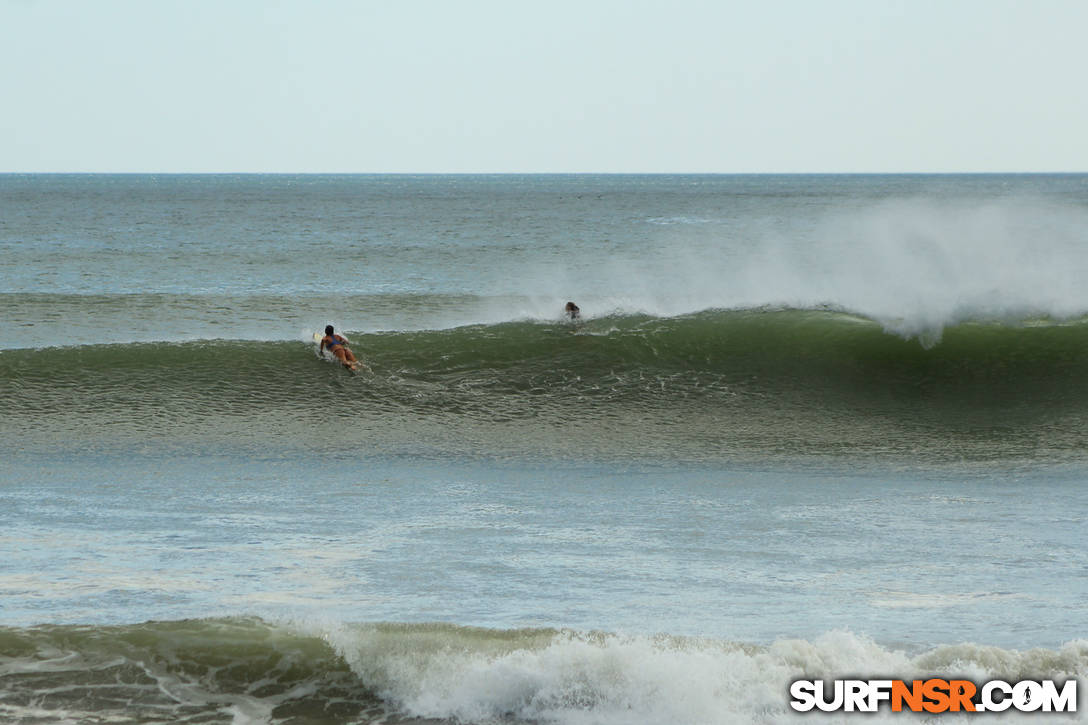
[724,196,1088,345]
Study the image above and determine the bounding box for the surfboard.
[313,331,335,361]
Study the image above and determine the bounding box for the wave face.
[2,617,1085,725]
[5,309,1088,464]
[0,618,385,724]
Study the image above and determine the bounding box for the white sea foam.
[311,622,1088,724]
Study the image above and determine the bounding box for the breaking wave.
[5,308,1088,464]
[2,617,1086,724]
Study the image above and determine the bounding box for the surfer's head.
[325,325,334,336]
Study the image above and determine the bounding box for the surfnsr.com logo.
[789,678,1078,713]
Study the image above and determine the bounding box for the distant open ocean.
[2,174,1087,723]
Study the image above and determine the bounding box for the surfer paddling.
[319,325,362,372]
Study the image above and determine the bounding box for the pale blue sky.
[3,0,1086,172]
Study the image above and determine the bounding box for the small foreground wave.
[1,617,1086,724]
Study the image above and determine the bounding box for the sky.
[2,0,1087,173]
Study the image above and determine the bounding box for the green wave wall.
[5,309,1088,464]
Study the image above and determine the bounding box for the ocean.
[2,173,1087,723]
